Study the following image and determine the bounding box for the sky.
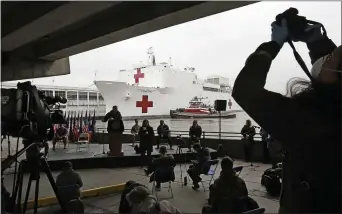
[7,1,341,94]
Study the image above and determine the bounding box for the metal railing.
[95,128,262,140]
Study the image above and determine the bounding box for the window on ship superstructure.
[89,92,97,106]
[78,92,87,100]
[203,87,219,92]
[55,90,66,98]
[41,90,53,97]
[67,91,77,100]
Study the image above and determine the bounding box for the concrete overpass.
[1,1,257,82]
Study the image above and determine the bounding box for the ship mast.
[147,47,156,66]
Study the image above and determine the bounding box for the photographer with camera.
[232,9,341,213]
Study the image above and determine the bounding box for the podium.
[108,132,124,156]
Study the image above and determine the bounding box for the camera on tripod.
[1,81,67,142]
[1,81,69,213]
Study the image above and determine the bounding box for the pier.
[1,128,279,213]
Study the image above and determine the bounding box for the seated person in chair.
[205,157,249,213]
[53,125,68,150]
[157,120,173,150]
[144,146,176,191]
[188,120,202,152]
[187,143,211,190]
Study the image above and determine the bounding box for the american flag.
[82,123,89,133]
[82,110,89,133]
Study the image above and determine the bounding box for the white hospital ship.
[95,48,241,117]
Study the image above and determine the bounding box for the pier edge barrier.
[22,183,125,210]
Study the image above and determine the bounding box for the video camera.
[275,8,327,81]
[1,81,67,142]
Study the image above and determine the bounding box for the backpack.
[261,168,282,196]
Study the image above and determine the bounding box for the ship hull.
[95,81,202,117]
[95,80,240,117]
[170,110,239,119]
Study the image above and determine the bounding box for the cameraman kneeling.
[232,16,341,213]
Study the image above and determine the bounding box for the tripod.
[242,137,259,171]
[176,136,188,187]
[10,141,66,214]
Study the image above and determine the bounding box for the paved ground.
[4,160,280,213]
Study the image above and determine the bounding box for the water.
[96,111,258,133]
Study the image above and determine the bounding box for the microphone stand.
[93,130,107,157]
[176,136,187,187]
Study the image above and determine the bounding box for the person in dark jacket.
[139,119,154,166]
[204,157,250,214]
[232,19,341,213]
[188,120,202,152]
[156,120,172,150]
[56,161,83,189]
[187,143,211,190]
[241,120,256,163]
[102,105,124,156]
[144,146,176,191]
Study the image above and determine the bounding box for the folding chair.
[157,133,171,149]
[200,159,219,192]
[151,166,174,200]
[76,133,90,152]
[56,135,69,148]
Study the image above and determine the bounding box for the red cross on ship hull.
[134,68,144,84]
[136,95,153,113]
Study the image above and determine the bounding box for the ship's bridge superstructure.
[117,48,200,89]
[118,64,200,89]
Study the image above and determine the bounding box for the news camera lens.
[55,96,67,104]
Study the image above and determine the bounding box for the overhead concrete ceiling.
[1,1,258,81]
